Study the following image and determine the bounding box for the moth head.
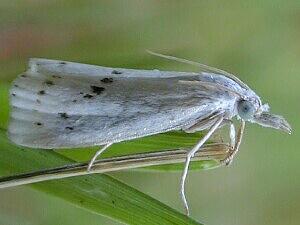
[236,98,291,134]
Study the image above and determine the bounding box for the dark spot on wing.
[52,75,62,79]
[35,122,42,126]
[60,62,66,65]
[90,85,105,95]
[111,70,122,75]
[38,90,45,95]
[58,112,69,119]
[11,93,16,96]
[101,78,113,83]
[79,92,84,95]
[65,126,74,130]
[83,94,94,99]
[20,74,27,78]
[72,99,77,103]
[36,99,41,103]
[14,84,19,88]
[44,80,54,86]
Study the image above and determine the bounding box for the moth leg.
[222,120,245,166]
[180,116,224,215]
[220,119,235,148]
[87,143,113,172]
[229,120,236,149]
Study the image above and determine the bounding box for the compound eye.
[237,100,255,120]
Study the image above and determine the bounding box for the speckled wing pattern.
[8,59,237,149]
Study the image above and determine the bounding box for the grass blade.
[0,130,203,225]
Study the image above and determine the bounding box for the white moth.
[8,52,291,215]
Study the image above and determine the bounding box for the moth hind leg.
[87,143,113,172]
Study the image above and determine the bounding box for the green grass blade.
[0,131,202,225]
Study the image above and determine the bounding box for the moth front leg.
[221,120,246,166]
[219,119,235,149]
[229,120,236,149]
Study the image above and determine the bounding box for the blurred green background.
[0,1,299,225]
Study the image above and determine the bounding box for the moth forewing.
[8,59,237,149]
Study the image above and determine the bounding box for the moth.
[8,51,291,215]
